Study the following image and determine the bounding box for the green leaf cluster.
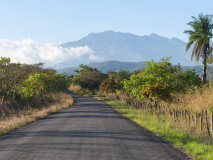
[18,71,70,99]
[99,78,117,94]
[123,57,201,101]
[184,13,213,84]
[0,57,71,104]
[72,64,108,93]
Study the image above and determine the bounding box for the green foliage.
[184,13,213,84]
[99,78,117,94]
[123,57,201,101]
[0,57,47,105]
[18,73,46,98]
[18,71,70,99]
[0,57,13,99]
[0,57,70,104]
[107,69,131,92]
[143,83,170,101]
[72,64,108,93]
[115,69,131,91]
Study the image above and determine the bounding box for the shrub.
[123,57,201,101]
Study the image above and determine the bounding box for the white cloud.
[0,38,100,68]
[64,46,94,57]
[89,53,101,60]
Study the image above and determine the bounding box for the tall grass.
[162,85,213,114]
[102,85,213,114]
[68,84,82,93]
[0,92,73,134]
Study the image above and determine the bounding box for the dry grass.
[159,85,213,114]
[158,85,213,141]
[68,84,81,93]
[99,86,213,141]
[0,92,73,135]
[104,85,213,114]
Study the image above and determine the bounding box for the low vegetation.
[0,93,73,134]
[72,64,108,94]
[0,57,73,134]
[123,57,201,102]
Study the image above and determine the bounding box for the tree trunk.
[12,84,17,101]
[202,52,207,84]
[1,94,5,107]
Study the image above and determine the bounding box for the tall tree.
[0,57,43,107]
[72,64,108,94]
[184,13,213,84]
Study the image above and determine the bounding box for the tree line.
[0,57,71,118]
[71,57,202,102]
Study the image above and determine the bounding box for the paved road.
[0,91,190,160]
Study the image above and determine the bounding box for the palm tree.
[184,13,213,84]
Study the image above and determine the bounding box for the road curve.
[0,91,190,160]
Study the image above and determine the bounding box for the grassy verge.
[103,98,213,160]
[0,92,73,135]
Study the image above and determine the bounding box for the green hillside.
[57,60,204,77]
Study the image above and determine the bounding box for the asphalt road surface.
[0,91,190,160]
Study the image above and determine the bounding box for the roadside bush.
[0,57,71,119]
[99,78,117,94]
[123,57,201,101]
[72,64,108,94]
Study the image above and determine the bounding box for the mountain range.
[56,30,198,69]
[57,60,203,77]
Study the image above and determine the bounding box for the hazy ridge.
[57,60,203,76]
[55,30,197,69]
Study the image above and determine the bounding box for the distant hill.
[57,30,197,69]
[57,60,203,77]
[57,60,146,75]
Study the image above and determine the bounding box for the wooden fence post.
[201,110,203,133]
[185,109,187,122]
[205,110,211,136]
[191,108,193,124]
[211,115,213,137]
[164,106,166,115]
[181,111,183,121]
[173,109,175,119]
[188,111,190,124]
[195,112,197,126]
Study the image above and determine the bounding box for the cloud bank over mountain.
[0,31,199,69]
[0,38,98,68]
[61,31,198,68]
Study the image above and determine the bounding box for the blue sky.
[0,0,213,44]
[0,0,212,67]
